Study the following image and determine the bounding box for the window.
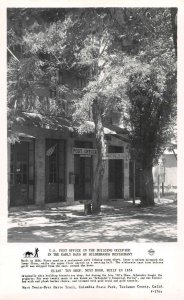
[10,142,29,185]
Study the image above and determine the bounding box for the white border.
[1,1,184,299]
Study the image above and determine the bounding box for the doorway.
[74,141,93,200]
[45,139,66,203]
[10,140,35,206]
[108,146,124,199]
[129,160,141,198]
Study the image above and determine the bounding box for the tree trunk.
[170,8,177,57]
[140,166,155,207]
[91,99,106,214]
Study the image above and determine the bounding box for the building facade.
[7,22,131,208]
[8,113,130,208]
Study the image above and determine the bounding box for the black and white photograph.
[1,1,184,299]
[7,6,177,243]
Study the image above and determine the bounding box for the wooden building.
[8,112,130,207]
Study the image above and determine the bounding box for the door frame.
[108,145,124,199]
[74,155,93,200]
[45,138,66,203]
[10,139,35,206]
[74,140,93,201]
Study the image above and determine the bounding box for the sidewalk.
[8,198,177,243]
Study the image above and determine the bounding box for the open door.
[45,139,66,203]
[74,141,93,201]
[10,140,35,206]
[108,146,124,199]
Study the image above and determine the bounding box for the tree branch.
[7,47,20,62]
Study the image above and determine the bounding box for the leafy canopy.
[7,8,176,151]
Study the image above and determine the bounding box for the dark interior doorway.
[129,160,141,198]
[108,146,124,199]
[45,139,66,203]
[74,141,93,200]
[10,140,35,206]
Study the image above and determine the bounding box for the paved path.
[8,199,177,243]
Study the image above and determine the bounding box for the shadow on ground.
[8,200,177,243]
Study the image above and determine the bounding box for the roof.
[164,149,177,155]
[8,131,35,139]
[85,121,128,136]
[104,124,129,135]
[10,111,73,131]
[9,112,129,143]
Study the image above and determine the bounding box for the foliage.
[7,8,176,122]
[125,61,176,167]
[7,8,177,208]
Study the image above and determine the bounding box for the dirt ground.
[8,198,177,243]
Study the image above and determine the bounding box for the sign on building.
[72,148,97,156]
[103,153,129,160]
[72,148,130,161]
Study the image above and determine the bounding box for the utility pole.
[157,159,161,203]
[133,159,135,205]
[161,156,166,196]
[130,149,136,206]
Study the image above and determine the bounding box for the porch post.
[66,138,75,203]
[124,154,130,200]
[35,138,45,205]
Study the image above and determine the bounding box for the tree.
[72,8,177,208]
[110,8,176,206]
[7,8,127,213]
[7,7,176,211]
[125,61,176,206]
[170,8,177,56]
[104,7,176,206]
[125,11,176,206]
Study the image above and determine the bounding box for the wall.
[8,123,130,207]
